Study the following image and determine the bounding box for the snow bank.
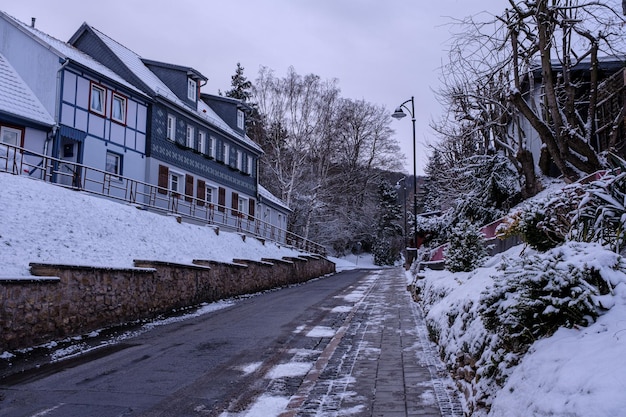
[0,174,304,276]
[414,243,626,416]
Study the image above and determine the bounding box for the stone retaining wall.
[0,256,335,352]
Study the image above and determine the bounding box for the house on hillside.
[68,23,291,239]
[0,11,150,192]
[0,51,54,173]
[511,56,626,176]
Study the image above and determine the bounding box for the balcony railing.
[0,142,326,255]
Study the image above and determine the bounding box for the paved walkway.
[287,268,465,417]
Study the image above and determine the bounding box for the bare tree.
[434,0,626,193]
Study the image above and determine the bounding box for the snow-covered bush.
[497,183,583,251]
[573,167,626,253]
[415,242,626,416]
[480,242,617,353]
[445,220,489,272]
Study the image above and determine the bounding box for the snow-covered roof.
[1,12,147,99]
[0,51,54,127]
[197,99,263,153]
[258,184,291,212]
[83,24,259,152]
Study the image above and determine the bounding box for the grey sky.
[3,0,504,174]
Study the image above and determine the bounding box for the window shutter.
[231,192,239,215]
[248,199,255,220]
[197,179,206,206]
[218,187,226,212]
[158,165,169,194]
[185,174,194,202]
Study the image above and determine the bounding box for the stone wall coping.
[283,256,309,262]
[232,259,274,266]
[0,276,61,283]
[261,257,294,265]
[28,262,156,273]
[133,259,211,270]
[191,259,247,268]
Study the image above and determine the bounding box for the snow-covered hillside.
[0,174,310,277]
[413,232,626,416]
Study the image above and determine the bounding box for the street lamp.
[392,96,418,264]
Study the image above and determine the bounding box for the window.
[167,114,176,141]
[236,150,243,171]
[186,125,195,148]
[246,155,253,175]
[0,126,22,146]
[111,93,127,124]
[206,186,215,205]
[237,109,244,129]
[238,196,247,216]
[208,136,216,158]
[90,83,106,115]
[169,171,183,196]
[198,131,206,154]
[187,78,197,101]
[105,151,122,179]
[222,143,230,164]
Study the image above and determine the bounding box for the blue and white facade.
[0,11,292,243]
[0,11,150,195]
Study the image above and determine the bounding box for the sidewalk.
[290,268,464,417]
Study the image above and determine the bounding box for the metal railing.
[0,142,326,255]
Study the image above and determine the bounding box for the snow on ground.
[413,243,626,416]
[0,174,307,276]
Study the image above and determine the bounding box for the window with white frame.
[90,83,106,115]
[111,93,127,124]
[0,126,22,146]
[238,196,247,216]
[186,125,195,148]
[246,155,253,175]
[105,151,122,178]
[167,114,176,141]
[222,142,230,164]
[208,136,216,158]
[236,149,243,171]
[198,131,206,153]
[205,185,216,205]
[237,109,244,129]
[169,171,183,195]
[187,78,197,101]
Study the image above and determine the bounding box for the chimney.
[31,17,36,28]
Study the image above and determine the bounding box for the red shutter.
[231,192,239,215]
[158,165,169,194]
[197,179,206,206]
[218,187,226,212]
[185,174,194,202]
[248,199,255,220]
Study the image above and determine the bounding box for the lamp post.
[392,96,418,264]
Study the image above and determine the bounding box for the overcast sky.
[3,0,505,174]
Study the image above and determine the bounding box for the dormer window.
[187,78,197,101]
[237,109,244,130]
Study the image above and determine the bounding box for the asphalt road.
[0,269,373,417]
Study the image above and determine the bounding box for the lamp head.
[391,107,407,119]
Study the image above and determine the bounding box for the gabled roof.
[70,23,261,152]
[0,12,147,99]
[197,99,263,153]
[0,51,54,127]
[258,184,291,212]
[141,59,208,82]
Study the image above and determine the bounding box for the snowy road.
[0,268,462,417]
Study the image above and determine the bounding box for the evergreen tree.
[372,181,403,265]
[224,62,252,102]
